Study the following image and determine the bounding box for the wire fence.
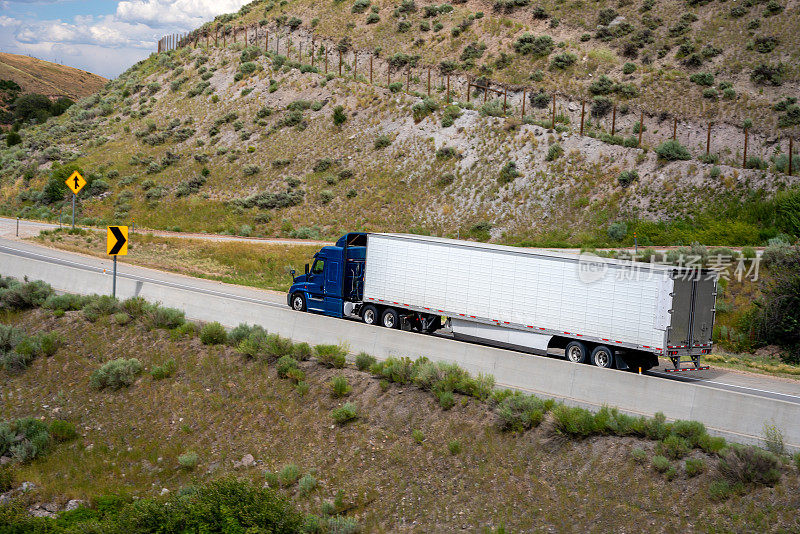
[157,25,797,176]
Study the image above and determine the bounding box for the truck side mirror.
[290,269,296,277]
[304,263,309,275]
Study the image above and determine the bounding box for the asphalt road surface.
[1,236,796,406]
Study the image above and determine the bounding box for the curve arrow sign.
[107,226,129,256]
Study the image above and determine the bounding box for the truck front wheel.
[381,308,399,329]
[565,341,588,364]
[362,305,379,325]
[591,345,615,368]
[291,292,306,312]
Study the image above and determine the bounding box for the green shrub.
[436,146,458,159]
[276,355,300,378]
[718,445,781,486]
[655,140,691,161]
[89,358,143,390]
[438,390,455,410]
[330,375,352,397]
[546,144,563,161]
[44,293,88,312]
[5,418,51,463]
[0,324,24,353]
[332,105,346,126]
[0,280,53,310]
[658,434,691,459]
[550,52,577,70]
[685,458,706,477]
[689,72,714,86]
[145,304,185,329]
[412,429,425,444]
[630,447,648,464]
[513,33,554,56]
[497,394,548,432]
[331,402,358,424]
[652,455,671,473]
[697,434,727,454]
[617,170,638,187]
[294,342,313,361]
[49,420,77,442]
[198,321,226,345]
[447,440,461,455]
[750,63,785,86]
[316,344,347,368]
[498,161,520,184]
[374,134,392,149]
[355,352,376,371]
[151,358,177,380]
[278,464,301,486]
[298,474,317,495]
[591,96,613,117]
[745,156,767,170]
[607,221,628,241]
[178,451,199,469]
[622,62,636,75]
[552,404,599,437]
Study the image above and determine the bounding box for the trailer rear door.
[667,275,716,349]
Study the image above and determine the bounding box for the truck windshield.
[311,259,325,275]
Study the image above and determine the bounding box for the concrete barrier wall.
[3,251,799,450]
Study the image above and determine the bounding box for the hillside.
[0,0,798,246]
[0,52,107,101]
[1,288,799,531]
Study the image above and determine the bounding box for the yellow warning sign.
[65,171,86,195]
[107,226,128,255]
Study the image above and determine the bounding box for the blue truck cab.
[287,232,367,317]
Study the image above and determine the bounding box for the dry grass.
[0,52,107,100]
[2,307,799,531]
[30,229,319,292]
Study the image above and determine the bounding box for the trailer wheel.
[381,308,399,329]
[565,341,589,364]
[591,345,615,368]
[362,305,379,325]
[290,292,306,312]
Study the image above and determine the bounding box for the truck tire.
[290,292,306,312]
[381,308,399,329]
[591,345,615,368]
[565,341,589,364]
[362,304,379,325]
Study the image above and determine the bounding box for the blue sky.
[0,0,250,78]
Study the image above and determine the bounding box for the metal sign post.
[64,171,86,229]
[107,226,129,298]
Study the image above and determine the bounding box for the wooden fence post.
[325,48,328,73]
[611,104,617,136]
[790,137,794,176]
[387,65,391,87]
[338,49,342,76]
[483,83,488,104]
[446,74,450,101]
[521,90,526,119]
[233,26,237,43]
[638,110,643,147]
[580,99,585,136]
[743,128,749,167]
[672,117,677,141]
[467,81,471,103]
[503,88,507,114]
[406,68,410,92]
[551,93,556,129]
[370,55,373,84]
[311,39,314,66]
[354,52,357,79]
[299,42,302,62]
[706,122,712,156]
[223,29,226,47]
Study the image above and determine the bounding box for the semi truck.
[287,233,716,372]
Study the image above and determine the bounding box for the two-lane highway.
[2,236,798,405]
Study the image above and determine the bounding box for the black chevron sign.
[107,226,129,255]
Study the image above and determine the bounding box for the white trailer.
[359,233,716,371]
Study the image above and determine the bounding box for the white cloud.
[116,0,249,28]
[0,0,250,77]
